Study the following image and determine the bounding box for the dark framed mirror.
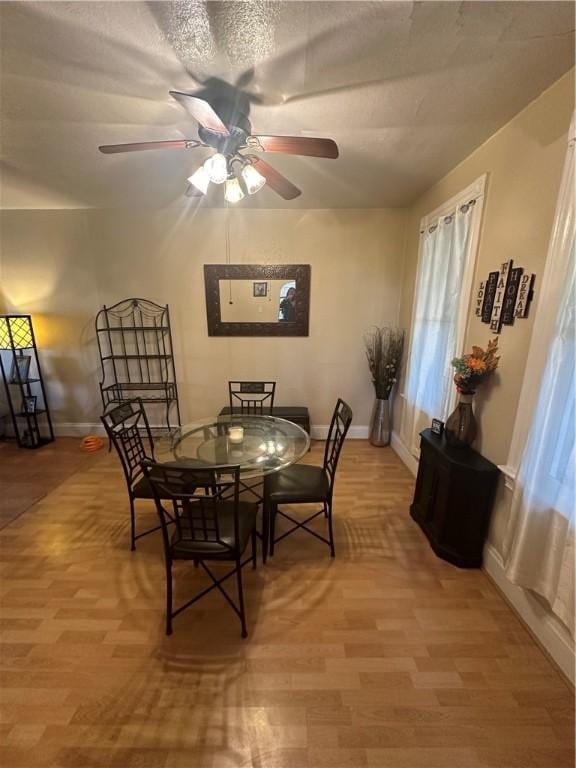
[204,264,310,337]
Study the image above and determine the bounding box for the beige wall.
[396,69,574,554]
[0,208,406,429]
[0,210,102,424]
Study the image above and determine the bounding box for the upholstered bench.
[218,406,311,436]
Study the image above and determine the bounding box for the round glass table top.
[156,415,310,479]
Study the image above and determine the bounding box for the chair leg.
[165,559,173,636]
[252,529,257,569]
[129,497,136,552]
[327,500,335,558]
[269,504,277,556]
[262,499,269,565]
[235,557,248,639]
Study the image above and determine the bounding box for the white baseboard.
[390,431,419,476]
[53,422,105,437]
[53,422,168,437]
[311,425,369,440]
[483,543,575,685]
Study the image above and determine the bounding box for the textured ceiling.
[1,1,574,209]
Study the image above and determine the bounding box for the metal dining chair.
[142,461,258,638]
[226,382,277,515]
[228,381,276,415]
[265,399,353,557]
[101,398,167,551]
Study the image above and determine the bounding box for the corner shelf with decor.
[0,314,55,448]
[95,298,181,433]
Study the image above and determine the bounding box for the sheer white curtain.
[503,119,575,635]
[405,202,477,452]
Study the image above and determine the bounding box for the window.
[509,246,574,518]
[502,121,574,634]
[544,261,575,512]
[506,163,574,517]
[403,176,486,453]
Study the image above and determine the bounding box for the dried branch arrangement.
[364,326,405,400]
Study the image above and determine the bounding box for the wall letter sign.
[476,261,535,333]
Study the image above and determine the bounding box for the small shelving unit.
[95,298,181,433]
[0,314,54,448]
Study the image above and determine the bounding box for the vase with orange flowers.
[445,338,500,448]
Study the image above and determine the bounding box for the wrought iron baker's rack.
[95,298,181,433]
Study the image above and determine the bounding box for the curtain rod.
[419,197,478,234]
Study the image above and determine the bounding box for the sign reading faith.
[489,261,512,333]
[476,260,535,334]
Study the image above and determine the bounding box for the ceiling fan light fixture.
[187,165,210,194]
[204,152,228,184]
[224,177,245,204]
[241,164,266,195]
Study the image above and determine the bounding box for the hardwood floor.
[0,438,99,529]
[0,440,573,768]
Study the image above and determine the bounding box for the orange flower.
[467,358,487,372]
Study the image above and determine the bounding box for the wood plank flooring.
[0,440,573,768]
[0,438,98,529]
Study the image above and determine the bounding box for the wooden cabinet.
[410,429,499,568]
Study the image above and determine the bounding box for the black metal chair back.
[266,398,353,559]
[228,381,276,415]
[323,398,353,492]
[143,462,241,556]
[142,461,255,637]
[101,399,154,489]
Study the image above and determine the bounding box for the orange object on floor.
[80,435,104,452]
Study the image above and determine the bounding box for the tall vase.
[445,393,477,448]
[369,397,392,446]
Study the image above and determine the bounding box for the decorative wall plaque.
[501,268,523,325]
[480,271,499,323]
[476,261,535,333]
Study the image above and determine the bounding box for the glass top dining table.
[155,414,310,480]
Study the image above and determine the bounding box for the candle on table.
[228,426,244,444]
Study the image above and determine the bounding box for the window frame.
[501,119,575,490]
[402,173,488,456]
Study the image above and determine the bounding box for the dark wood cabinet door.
[411,444,436,525]
[410,430,499,568]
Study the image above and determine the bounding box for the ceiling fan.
[98,91,339,202]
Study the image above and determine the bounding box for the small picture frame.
[431,418,444,436]
[22,395,37,415]
[253,281,268,298]
[10,355,31,383]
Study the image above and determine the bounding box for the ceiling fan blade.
[248,135,339,159]
[245,156,301,200]
[99,140,201,154]
[185,183,203,198]
[169,91,229,135]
